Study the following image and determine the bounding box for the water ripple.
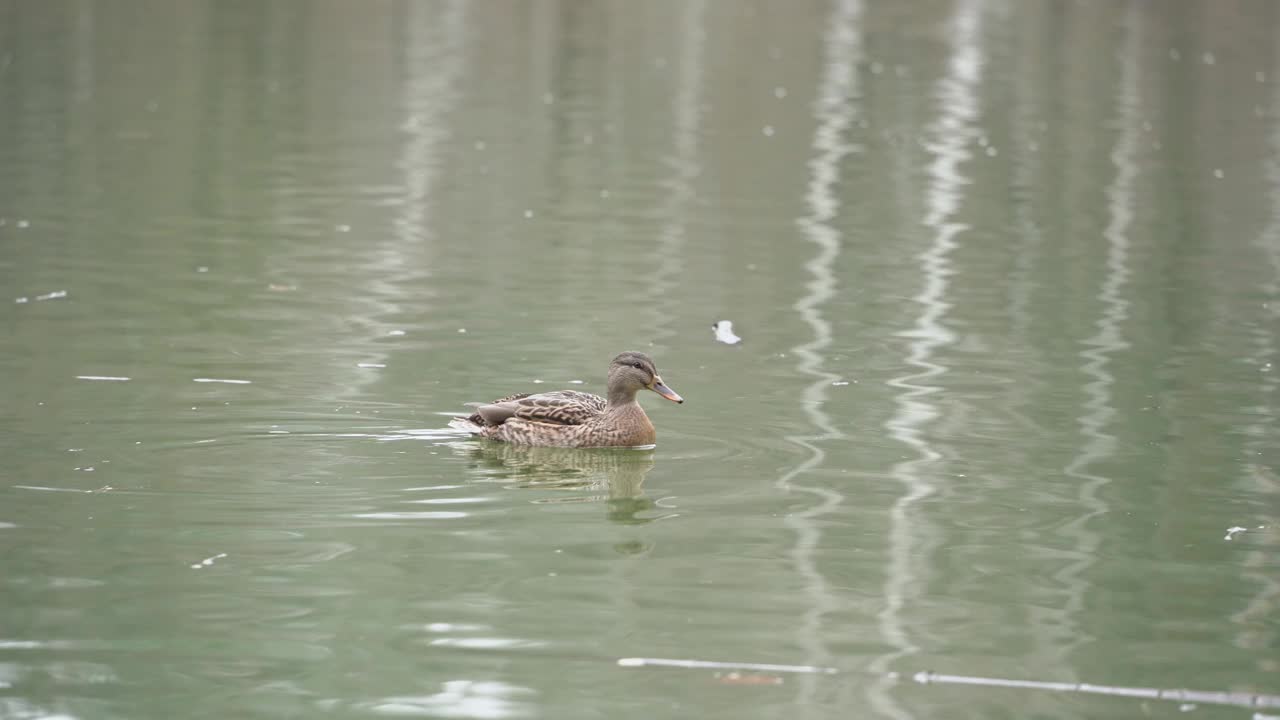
[353,511,468,521]
[358,680,535,719]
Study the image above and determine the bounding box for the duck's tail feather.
[448,416,484,435]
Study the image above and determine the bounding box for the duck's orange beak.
[651,377,684,404]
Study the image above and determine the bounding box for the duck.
[449,351,683,448]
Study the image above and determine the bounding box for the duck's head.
[608,351,683,404]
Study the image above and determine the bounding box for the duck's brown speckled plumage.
[450,351,683,448]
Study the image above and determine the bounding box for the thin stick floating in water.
[913,671,1280,710]
[616,657,837,675]
[616,658,1280,710]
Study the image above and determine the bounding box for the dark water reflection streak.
[1232,33,1280,664]
[1005,9,1050,439]
[1057,4,1140,665]
[1000,5,1067,674]
[778,0,862,710]
[875,0,986,716]
[647,0,705,351]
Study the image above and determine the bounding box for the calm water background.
[1,1,1278,718]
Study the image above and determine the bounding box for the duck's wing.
[473,390,606,427]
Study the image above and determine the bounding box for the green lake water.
[1,1,1277,718]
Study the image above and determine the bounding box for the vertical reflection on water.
[338,0,466,388]
[1057,4,1140,661]
[1232,39,1280,663]
[395,1,466,248]
[874,0,985,716]
[647,0,705,349]
[778,0,861,709]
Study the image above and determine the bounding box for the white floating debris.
[190,552,227,569]
[357,363,386,369]
[196,266,209,273]
[532,379,544,384]
[335,224,351,233]
[32,290,67,301]
[16,220,30,228]
[192,378,251,384]
[14,297,28,303]
[1202,52,1215,65]
[568,380,584,385]
[387,330,406,336]
[762,125,775,137]
[773,86,788,99]
[457,328,467,333]
[1224,526,1247,541]
[712,320,742,345]
[76,375,131,382]
[523,209,534,218]
[832,380,850,386]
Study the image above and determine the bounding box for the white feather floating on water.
[712,320,742,345]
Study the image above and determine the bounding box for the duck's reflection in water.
[458,444,665,525]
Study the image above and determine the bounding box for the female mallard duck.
[449,351,683,448]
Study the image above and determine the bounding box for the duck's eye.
[630,362,644,370]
